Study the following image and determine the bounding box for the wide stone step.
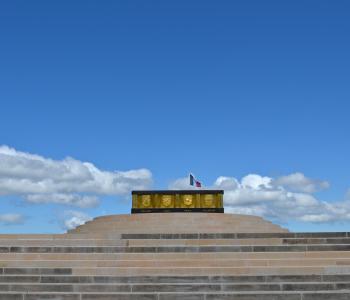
[2,251,350,260]
[0,282,350,292]
[69,213,289,235]
[0,291,350,300]
[0,240,128,247]
[1,244,350,253]
[2,274,350,284]
[1,258,350,268]
[120,232,350,239]
[1,237,350,247]
[128,238,350,246]
[6,266,350,276]
[70,266,350,276]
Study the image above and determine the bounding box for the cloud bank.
[0,213,25,225]
[169,173,350,224]
[62,210,91,230]
[0,145,152,208]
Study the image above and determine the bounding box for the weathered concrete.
[68,213,288,234]
[0,213,350,299]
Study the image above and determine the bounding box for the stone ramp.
[69,213,289,234]
[1,214,350,299]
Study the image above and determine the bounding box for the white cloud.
[273,172,329,193]
[62,210,91,230]
[0,213,25,225]
[241,174,272,189]
[168,176,197,190]
[0,145,152,207]
[26,193,99,208]
[171,173,350,224]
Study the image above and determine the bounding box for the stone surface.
[68,213,288,234]
[0,213,350,299]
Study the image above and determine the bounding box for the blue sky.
[0,0,349,233]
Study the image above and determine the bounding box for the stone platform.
[68,213,289,234]
[0,213,350,299]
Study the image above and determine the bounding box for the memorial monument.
[131,189,224,213]
[0,189,349,299]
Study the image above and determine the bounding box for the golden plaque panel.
[202,194,215,208]
[131,190,224,213]
[160,195,174,208]
[182,194,194,208]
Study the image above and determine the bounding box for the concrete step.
[4,266,348,276]
[2,274,350,284]
[72,266,350,276]
[0,282,350,292]
[1,244,350,253]
[0,266,337,276]
[120,232,350,239]
[1,237,350,248]
[2,251,350,260]
[68,213,289,234]
[1,258,350,268]
[0,291,350,300]
[0,238,283,247]
[0,240,128,247]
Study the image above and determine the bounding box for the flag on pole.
[189,174,202,187]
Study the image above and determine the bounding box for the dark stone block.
[302,293,350,300]
[41,276,90,283]
[199,233,218,239]
[266,275,322,282]
[160,234,182,239]
[155,276,210,283]
[0,248,9,253]
[323,275,350,282]
[10,247,53,253]
[222,284,281,291]
[236,233,294,239]
[210,276,266,283]
[93,276,134,284]
[252,245,307,252]
[206,294,300,300]
[335,283,350,290]
[0,285,9,292]
[180,234,199,239]
[4,268,72,275]
[282,238,350,245]
[74,284,131,292]
[282,283,335,291]
[307,245,350,251]
[0,275,40,283]
[325,238,350,244]
[132,284,221,293]
[9,284,73,292]
[25,295,80,300]
[158,295,204,300]
[82,295,157,300]
[296,232,348,238]
[0,295,23,300]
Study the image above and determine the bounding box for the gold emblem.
[203,194,214,207]
[161,195,172,207]
[183,195,193,206]
[141,195,151,207]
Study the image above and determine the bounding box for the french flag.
[190,174,202,187]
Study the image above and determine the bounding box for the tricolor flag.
[189,174,202,187]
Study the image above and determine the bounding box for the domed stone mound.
[2,213,350,299]
[68,213,288,234]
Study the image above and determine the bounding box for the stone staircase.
[0,213,350,299]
